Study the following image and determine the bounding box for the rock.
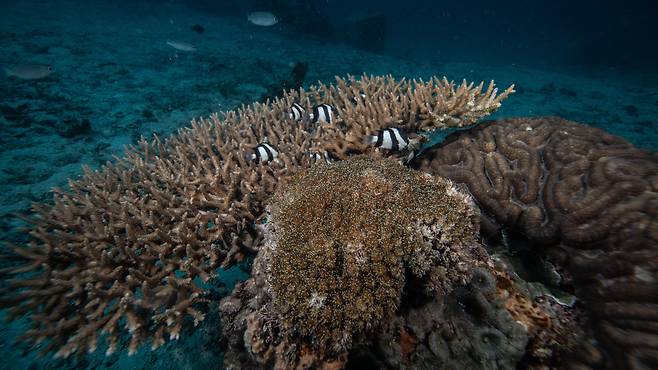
[56,116,92,138]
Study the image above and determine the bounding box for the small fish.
[308,151,332,164]
[288,103,305,121]
[247,12,278,26]
[5,64,52,80]
[367,128,410,151]
[166,41,197,52]
[249,143,278,163]
[351,91,367,104]
[309,104,336,124]
[191,24,205,34]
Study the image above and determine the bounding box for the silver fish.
[247,12,278,26]
[166,41,197,52]
[5,64,53,79]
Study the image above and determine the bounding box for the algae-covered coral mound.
[262,155,481,353]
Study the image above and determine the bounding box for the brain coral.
[412,116,658,370]
[262,155,482,354]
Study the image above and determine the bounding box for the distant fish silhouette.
[166,41,197,52]
[191,24,205,34]
[4,64,52,79]
[247,12,278,26]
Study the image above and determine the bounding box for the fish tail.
[363,134,377,145]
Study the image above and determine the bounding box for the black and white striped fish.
[307,150,332,164]
[351,91,367,104]
[309,104,336,124]
[249,143,278,163]
[288,103,305,121]
[367,128,410,151]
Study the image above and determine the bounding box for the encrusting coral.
[412,116,658,370]
[0,74,513,358]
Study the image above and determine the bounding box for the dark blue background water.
[194,0,658,74]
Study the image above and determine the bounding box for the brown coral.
[412,116,658,370]
[221,156,560,369]
[306,75,515,159]
[0,74,513,357]
[263,156,482,354]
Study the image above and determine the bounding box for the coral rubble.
[413,116,658,370]
[0,74,513,358]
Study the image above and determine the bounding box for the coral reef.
[220,156,578,369]
[412,116,658,369]
[0,74,513,358]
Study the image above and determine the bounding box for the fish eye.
[47,66,53,71]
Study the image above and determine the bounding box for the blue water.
[0,0,656,369]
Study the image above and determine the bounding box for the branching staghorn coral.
[412,116,658,370]
[0,74,513,358]
[306,75,514,159]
